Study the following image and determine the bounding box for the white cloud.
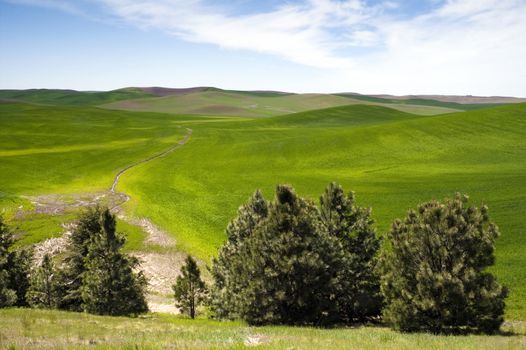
[97,0,526,95]
[5,0,526,95]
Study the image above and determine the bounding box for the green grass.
[1,100,525,319]
[117,103,526,318]
[0,88,464,117]
[0,88,154,106]
[101,89,460,117]
[335,93,505,110]
[0,102,187,195]
[1,308,525,349]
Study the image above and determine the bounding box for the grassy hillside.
[101,89,461,117]
[0,102,187,246]
[0,88,154,106]
[335,93,505,110]
[0,102,186,194]
[117,103,526,318]
[1,88,461,116]
[1,308,524,349]
[1,101,525,318]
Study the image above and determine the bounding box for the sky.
[0,0,525,96]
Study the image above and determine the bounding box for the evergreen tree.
[81,209,148,316]
[173,255,207,319]
[0,215,17,307]
[7,247,32,307]
[0,215,31,307]
[58,207,105,311]
[319,182,382,322]
[210,190,268,318]
[236,185,343,325]
[26,253,60,308]
[380,194,507,334]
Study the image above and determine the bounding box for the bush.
[380,194,507,334]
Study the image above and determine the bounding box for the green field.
[1,94,525,324]
[1,308,525,349]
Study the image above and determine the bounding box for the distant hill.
[0,88,154,106]
[357,93,526,105]
[2,87,523,117]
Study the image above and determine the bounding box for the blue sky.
[1,0,525,96]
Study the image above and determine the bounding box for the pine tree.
[236,185,343,325]
[380,194,507,334]
[173,255,207,319]
[0,215,31,307]
[7,247,32,307]
[0,215,17,307]
[26,253,60,308]
[58,207,105,311]
[81,209,148,316]
[319,182,382,322]
[210,190,268,318]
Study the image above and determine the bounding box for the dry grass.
[1,309,525,350]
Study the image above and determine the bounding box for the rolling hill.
[1,96,525,319]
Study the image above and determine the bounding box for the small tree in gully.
[172,255,207,319]
[380,194,507,334]
[27,253,61,308]
[173,255,207,319]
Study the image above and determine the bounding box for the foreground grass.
[1,309,525,350]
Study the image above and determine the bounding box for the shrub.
[380,194,507,333]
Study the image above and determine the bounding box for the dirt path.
[111,128,192,193]
[27,128,195,313]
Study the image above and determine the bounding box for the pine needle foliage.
[0,215,17,307]
[173,255,207,319]
[319,182,382,322]
[380,193,507,334]
[58,206,105,311]
[27,253,61,308]
[210,190,268,319]
[81,209,148,316]
[0,215,31,307]
[213,185,344,326]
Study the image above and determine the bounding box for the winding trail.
[111,128,192,193]
[28,128,195,313]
